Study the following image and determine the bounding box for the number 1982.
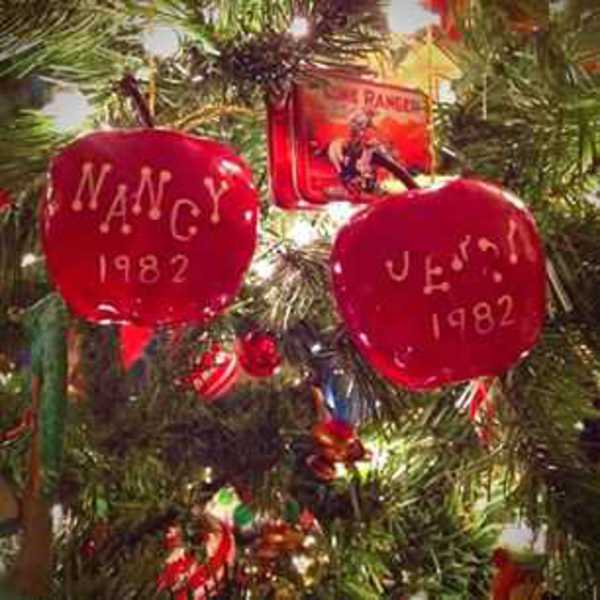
[431,295,516,340]
[98,253,189,285]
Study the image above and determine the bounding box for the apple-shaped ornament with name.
[41,130,258,326]
[332,179,545,390]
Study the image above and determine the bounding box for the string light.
[41,87,92,131]
[325,202,357,226]
[251,256,276,281]
[289,220,318,247]
[498,523,547,553]
[21,253,39,268]
[386,1,438,35]
[288,16,310,39]
[141,24,181,59]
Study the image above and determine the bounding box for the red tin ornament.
[331,178,546,390]
[267,70,431,209]
[41,129,258,326]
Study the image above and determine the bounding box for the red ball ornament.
[331,179,546,390]
[189,344,241,401]
[41,130,258,326]
[236,331,282,378]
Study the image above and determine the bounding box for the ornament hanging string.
[119,74,155,128]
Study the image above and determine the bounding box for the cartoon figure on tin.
[320,109,402,197]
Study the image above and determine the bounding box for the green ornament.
[233,504,254,528]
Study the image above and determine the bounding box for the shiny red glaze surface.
[237,330,282,378]
[41,129,258,325]
[120,324,154,369]
[331,179,546,390]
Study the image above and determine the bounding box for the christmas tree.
[0,1,599,598]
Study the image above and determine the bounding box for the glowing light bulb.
[438,80,457,104]
[386,1,438,34]
[498,523,546,553]
[21,253,38,268]
[252,257,276,281]
[42,88,92,131]
[289,220,318,247]
[288,16,310,39]
[326,202,357,225]
[141,24,181,58]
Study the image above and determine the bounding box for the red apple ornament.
[331,179,546,390]
[41,130,258,326]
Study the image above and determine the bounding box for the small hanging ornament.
[188,343,241,401]
[247,509,325,591]
[236,330,282,378]
[331,178,546,390]
[256,521,306,562]
[267,69,430,209]
[41,129,259,326]
[157,516,235,600]
[305,388,368,481]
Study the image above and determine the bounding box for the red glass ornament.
[236,331,282,378]
[267,70,430,209]
[120,324,154,370]
[41,130,258,326]
[331,178,546,390]
[189,344,241,401]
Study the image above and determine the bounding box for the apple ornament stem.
[331,178,545,390]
